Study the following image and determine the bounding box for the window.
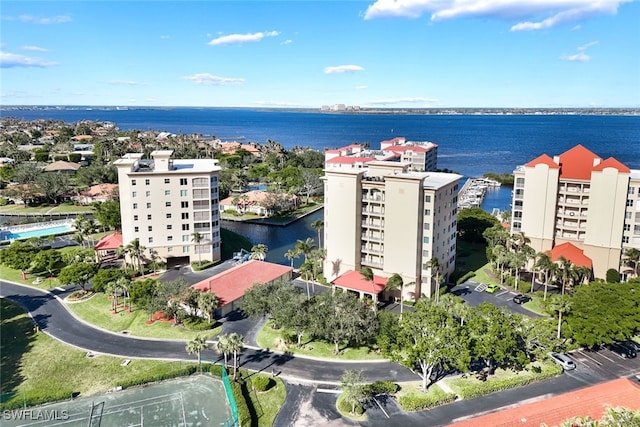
[133,203,138,209]
[167,224,172,230]
[192,177,208,187]
[167,247,173,252]
[422,250,430,257]
[166,213,172,219]
[147,214,152,220]
[180,178,188,185]
[132,191,137,197]
[424,195,431,203]
[627,199,635,207]
[166,201,172,207]
[423,236,430,244]
[164,178,170,184]
[192,189,209,198]
[423,223,430,230]
[181,212,189,220]
[182,235,190,242]
[183,246,190,253]
[148,237,153,243]
[624,224,631,231]
[181,201,189,208]
[148,226,153,232]
[146,191,151,197]
[167,236,173,242]
[132,179,137,186]
[133,215,138,221]
[134,226,139,232]
[145,179,150,185]
[424,209,431,216]
[165,190,171,196]
[623,236,630,244]
[180,190,188,197]
[193,200,210,209]
[146,202,151,208]
[629,187,635,195]
[182,224,190,231]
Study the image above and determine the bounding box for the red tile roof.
[332,270,387,294]
[326,156,376,164]
[557,144,601,180]
[190,260,292,307]
[386,145,430,153]
[94,233,123,251]
[381,137,406,145]
[525,154,560,169]
[550,242,592,268]
[449,377,640,427]
[592,157,631,173]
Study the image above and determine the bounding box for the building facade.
[511,145,640,279]
[115,151,222,265]
[323,161,461,300]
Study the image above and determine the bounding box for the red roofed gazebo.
[190,260,293,317]
[332,270,388,305]
[94,233,123,263]
[549,242,593,269]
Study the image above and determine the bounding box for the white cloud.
[3,15,72,24]
[560,52,590,62]
[182,73,245,85]
[0,51,58,68]
[363,0,629,31]
[281,39,293,45]
[577,40,598,51]
[106,80,149,86]
[324,65,364,74]
[21,45,48,52]
[208,31,279,46]
[160,35,170,40]
[355,85,368,90]
[368,96,438,105]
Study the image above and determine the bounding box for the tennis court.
[2,375,234,427]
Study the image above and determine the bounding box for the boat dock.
[458,177,501,209]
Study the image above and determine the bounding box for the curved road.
[0,280,417,384]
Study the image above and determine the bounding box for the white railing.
[5,219,75,233]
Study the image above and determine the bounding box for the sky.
[1,0,639,108]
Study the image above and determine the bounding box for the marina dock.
[458,177,501,209]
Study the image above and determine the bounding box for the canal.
[221,208,323,268]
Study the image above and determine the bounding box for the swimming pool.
[0,225,74,241]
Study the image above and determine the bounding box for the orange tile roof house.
[219,190,298,216]
[190,260,293,317]
[43,160,81,173]
[77,183,118,205]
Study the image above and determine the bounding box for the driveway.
[450,281,541,318]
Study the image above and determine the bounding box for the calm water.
[4,108,638,265]
[3,108,639,178]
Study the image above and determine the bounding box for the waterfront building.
[511,144,640,279]
[115,150,222,266]
[323,161,461,301]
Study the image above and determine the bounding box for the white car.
[548,352,576,370]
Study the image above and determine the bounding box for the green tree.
[392,299,470,390]
[121,238,146,276]
[91,267,125,293]
[227,332,244,380]
[284,248,300,268]
[295,237,316,263]
[623,248,640,278]
[215,334,231,370]
[385,273,405,319]
[94,201,121,231]
[341,370,368,415]
[36,172,70,204]
[250,243,268,261]
[197,291,220,323]
[277,290,312,346]
[29,249,63,277]
[57,262,96,291]
[545,294,572,340]
[457,207,500,243]
[191,232,204,264]
[534,252,554,300]
[0,240,41,279]
[311,219,324,249]
[186,336,208,370]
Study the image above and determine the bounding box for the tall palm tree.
[124,238,146,276]
[425,257,441,301]
[547,295,572,340]
[215,335,231,369]
[295,238,316,263]
[284,248,300,268]
[250,243,268,261]
[535,252,554,301]
[623,248,640,278]
[557,256,576,295]
[116,276,131,312]
[198,291,220,323]
[385,273,404,319]
[191,232,203,264]
[311,219,324,249]
[186,336,208,371]
[227,333,244,380]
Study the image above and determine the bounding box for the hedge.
[251,374,274,392]
[1,388,77,410]
[337,394,364,415]
[229,380,252,427]
[183,317,215,331]
[456,271,476,285]
[365,380,399,396]
[191,260,217,271]
[115,365,198,389]
[398,390,457,412]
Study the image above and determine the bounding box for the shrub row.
[191,260,217,271]
[365,380,399,396]
[456,271,476,285]
[337,394,364,415]
[398,391,457,412]
[229,380,252,427]
[115,365,198,389]
[183,317,215,331]
[251,374,274,392]
[457,364,562,400]
[0,388,77,410]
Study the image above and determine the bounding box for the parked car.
[513,294,532,304]
[621,340,640,352]
[485,283,500,293]
[548,352,576,370]
[606,342,637,359]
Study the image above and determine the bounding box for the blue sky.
[1,1,639,108]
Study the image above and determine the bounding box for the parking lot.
[566,346,640,383]
[450,281,541,318]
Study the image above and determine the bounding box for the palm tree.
[510,251,528,291]
[623,248,640,278]
[311,219,324,249]
[124,238,146,276]
[284,248,300,269]
[191,232,203,264]
[227,333,244,380]
[105,280,118,312]
[198,291,220,323]
[535,252,554,301]
[425,257,441,301]
[186,336,209,371]
[116,276,131,312]
[557,256,576,295]
[250,243,268,261]
[215,335,231,369]
[385,273,404,319]
[547,294,572,339]
[295,237,316,263]
[149,248,159,275]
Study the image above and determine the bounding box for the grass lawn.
[67,293,222,340]
[472,263,501,286]
[523,296,549,316]
[0,299,198,408]
[0,204,94,215]
[395,381,456,411]
[246,373,287,427]
[453,240,488,279]
[220,227,253,261]
[256,320,385,361]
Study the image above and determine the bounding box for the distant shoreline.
[1,106,638,116]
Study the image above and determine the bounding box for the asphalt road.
[450,281,542,318]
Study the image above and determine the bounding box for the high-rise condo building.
[511,144,640,279]
[323,161,461,300]
[115,150,222,265]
